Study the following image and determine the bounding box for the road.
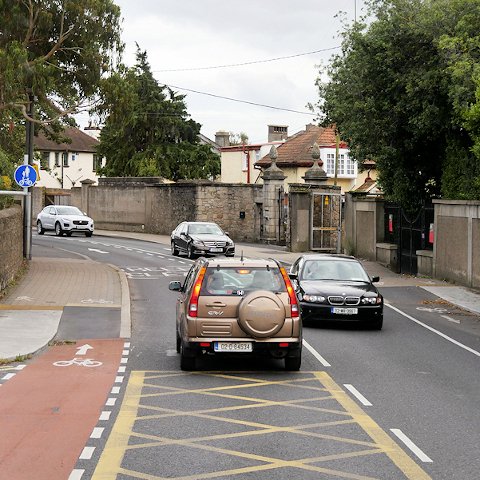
[1,232,479,480]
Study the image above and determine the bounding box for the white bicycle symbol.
[53,357,103,367]
[416,306,448,314]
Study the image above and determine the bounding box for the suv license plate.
[210,247,223,253]
[332,307,358,315]
[214,342,253,352]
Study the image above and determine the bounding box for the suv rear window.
[200,267,286,296]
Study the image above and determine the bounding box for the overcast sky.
[82,1,366,144]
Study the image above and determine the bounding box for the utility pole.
[24,91,34,260]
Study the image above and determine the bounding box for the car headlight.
[193,240,205,247]
[227,241,234,246]
[361,296,380,305]
[303,294,326,303]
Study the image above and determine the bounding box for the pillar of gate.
[288,142,341,252]
[261,145,286,243]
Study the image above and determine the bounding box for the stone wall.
[0,205,24,293]
[68,180,261,242]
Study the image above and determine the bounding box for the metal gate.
[384,202,434,275]
[310,192,342,252]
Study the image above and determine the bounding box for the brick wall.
[0,205,24,293]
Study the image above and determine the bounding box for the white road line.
[302,340,331,367]
[68,470,84,480]
[117,366,126,373]
[15,365,26,370]
[79,446,95,460]
[90,427,104,439]
[111,386,121,394]
[106,397,117,406]
[344,384,372,406]
[386,303,480,357]
[122,349,129,355]
[124,342,130,348]
[99,411,111,421]
[441,314,460,324]
[120,357,128,364]
[2,373,15,380]
[115,376,124,383]
[390,428,433,463]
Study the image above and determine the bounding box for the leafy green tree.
[0,0,122,124]
[97,48,220,180]
[229,132,249,146]
[0,0,123,199]
[315,0,480,206]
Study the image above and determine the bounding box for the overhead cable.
[153,46,340,72]
[161,83,317,116]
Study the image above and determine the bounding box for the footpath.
[0,229,479,361]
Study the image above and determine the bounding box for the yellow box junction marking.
[92,371,432,480]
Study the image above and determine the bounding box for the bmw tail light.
[188,267,206,317]
[280,267,299,318]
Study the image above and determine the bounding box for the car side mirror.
[371,276,380,283]
[169,281,182,291]
[224,231,230,236]
[289,273,298,280]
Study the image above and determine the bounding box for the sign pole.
[24,92,35,260]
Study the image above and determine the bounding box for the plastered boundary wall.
[70,181,262,242]
[433,199,480,288]
[345,195,480,288]
[0,204,23,292]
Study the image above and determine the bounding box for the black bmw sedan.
[289,254,383,330]
[171,221,235,259]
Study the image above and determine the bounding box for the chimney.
[215,130,230,147]
[268,125,288,142]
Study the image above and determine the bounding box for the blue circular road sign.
[14,164,38,187]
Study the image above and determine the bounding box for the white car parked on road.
[36,205,94,237]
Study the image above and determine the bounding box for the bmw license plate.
[210,247,223,253]
[214,342,253,352]
[332,307,358,315]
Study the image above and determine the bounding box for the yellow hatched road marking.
[316,372,432,480]
[91,371,144,479]
[93,371,432,480]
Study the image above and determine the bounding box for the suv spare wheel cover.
[238,290,286,338]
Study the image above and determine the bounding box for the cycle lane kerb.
[0,338,124,480]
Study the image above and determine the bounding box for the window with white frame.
[326,153,335,175]
[338,154,345,174]
[40,151,50,169]
[346,155,355,175]
[54,152,60,167]
[242,152,248,171]
[93,154,102,172]
[62,152,69,167]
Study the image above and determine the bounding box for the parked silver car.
[36,205,94,237]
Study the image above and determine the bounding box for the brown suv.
[169,257,302,371]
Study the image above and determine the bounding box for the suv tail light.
[188,266,206,317]
[280,267,299,318]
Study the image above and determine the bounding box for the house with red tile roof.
[33,126,103,189]
[253,124,375,193]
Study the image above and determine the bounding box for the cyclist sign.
[14,164,38,187]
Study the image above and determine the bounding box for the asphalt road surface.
[1,232,478,480]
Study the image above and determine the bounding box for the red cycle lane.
[0,338,124,480]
